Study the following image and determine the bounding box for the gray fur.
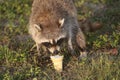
[28,0,86,56]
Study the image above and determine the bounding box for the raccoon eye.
[42,42,52,48]
[57,38,65,45]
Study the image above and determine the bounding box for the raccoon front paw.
[79,51,87,59]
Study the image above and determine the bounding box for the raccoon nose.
[53,50,59,54]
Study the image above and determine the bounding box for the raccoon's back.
[30,0,77,23]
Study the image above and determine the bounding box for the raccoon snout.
[48,46,60,54]
[53,50,59,54]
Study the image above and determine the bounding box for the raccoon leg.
[68,39,73,50]
[76,28,87,58]
[30,44,36,51]
[68,37,74,55]
[36,43,41,55]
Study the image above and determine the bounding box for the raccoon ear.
[34,24,42,31]
[59,18,65,27]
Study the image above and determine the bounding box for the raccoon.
[28,0,86,57]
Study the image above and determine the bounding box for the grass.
[0,0,120,80]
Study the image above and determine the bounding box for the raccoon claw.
[78,51,87,62]
[79,51,87,59]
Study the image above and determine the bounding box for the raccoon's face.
[41,37,66,54]
[33,18,67,54]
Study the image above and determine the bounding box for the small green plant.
[92,31,120,49]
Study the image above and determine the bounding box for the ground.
[0,0,120,80]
